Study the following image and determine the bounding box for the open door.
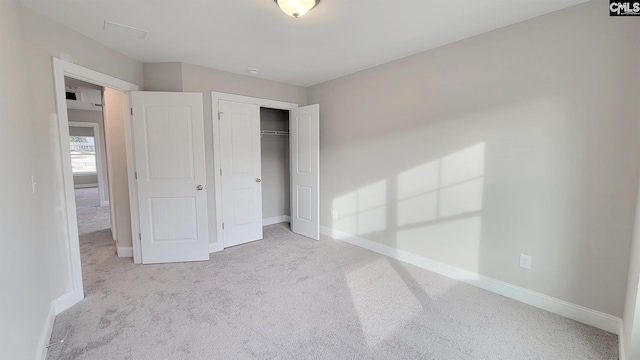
[218,100,263,248]
[131,91,209,264]
[290,104,320,240]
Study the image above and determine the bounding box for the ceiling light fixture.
[274,0,320,18]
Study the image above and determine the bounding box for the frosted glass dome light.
[274,0,320,18]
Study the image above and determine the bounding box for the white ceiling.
[65,77,102,91]
[21,0,589,87]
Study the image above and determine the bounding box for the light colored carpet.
[74,187,110,236]
[47,190,618,359]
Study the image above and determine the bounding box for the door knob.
[256,178,261,183]
[196,185,204,190]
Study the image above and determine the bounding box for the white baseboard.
[320,226,623,336]
[52,290,83,315]
[263,215,290,226]
[100,200,109,207]
[35,303,56,360]
[117,247,133,257]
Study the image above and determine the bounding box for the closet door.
[219,100,263,247]
[290,104,320,240]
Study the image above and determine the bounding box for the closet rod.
[261,130,289,136]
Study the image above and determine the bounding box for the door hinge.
[218,112,223,120]
[222,222,225,230]
[220,168,222,176]
[130,108,133,116]
[138,233,141,241]
[134,171,138,180]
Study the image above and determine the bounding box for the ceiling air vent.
[104,21,148,39]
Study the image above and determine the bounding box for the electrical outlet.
[520,254,532,270]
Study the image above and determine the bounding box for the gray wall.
[69,125,94,137]
[308,0,640,318]
[625,189,640,359]
[143,62,183,92]
[103,88,132,250]
[260,108,290,219]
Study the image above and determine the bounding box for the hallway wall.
[0,1,53,358]
[0,2,144,358]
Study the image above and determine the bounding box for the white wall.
[308,0,640,318]
[260,108,290,219]
[0,1,53,358]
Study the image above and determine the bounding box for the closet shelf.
[261,130,289,136]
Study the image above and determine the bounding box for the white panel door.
[290,104,320,240]
[219,100,263,248]
[132,92,209,264]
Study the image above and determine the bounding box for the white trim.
[103,96,118,242]
[68,121,109,207]
[52,57,139,313]
[121,93,142,264]
[117,246,133,258]
[211,91,298,251]
[263,215,290,226]
[320,225,623,335]
[35,303,56,360]
[209,242,221,254]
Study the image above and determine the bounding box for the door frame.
[211,92,298,251]
[68,121,109,207]
[52,58,139,314]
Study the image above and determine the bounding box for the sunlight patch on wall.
[397,161,439,226]
[346,258,422,347]
[439,178,483,218]
[396,143,485,226]
[332,180,387,236]
[395,143,485,272]
[441,143,485,187]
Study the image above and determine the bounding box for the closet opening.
[260,107,291,228]
[211,91,320,250]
